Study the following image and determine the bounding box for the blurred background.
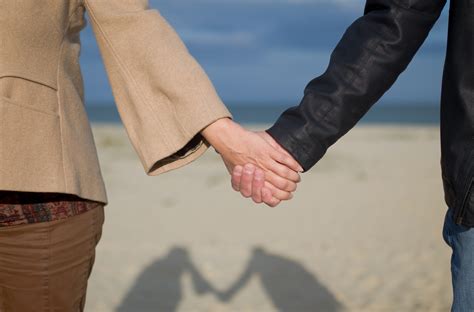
[82,1,452,311]
[81,0,447,124]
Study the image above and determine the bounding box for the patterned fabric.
[0,192,104,227]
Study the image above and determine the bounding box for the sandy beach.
[84,123,452,312]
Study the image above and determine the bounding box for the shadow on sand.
[116,246,343,312]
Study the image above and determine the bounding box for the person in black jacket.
[230,0,473,310]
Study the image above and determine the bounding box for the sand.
[84,123,452,312]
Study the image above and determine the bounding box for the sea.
[85,103,440,125]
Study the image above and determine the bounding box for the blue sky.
[80,0,449,106]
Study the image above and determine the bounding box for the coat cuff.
[144,107,232,176]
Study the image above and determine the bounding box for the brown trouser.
[0,206,104,312]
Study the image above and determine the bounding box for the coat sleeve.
[83,0,232,175]
[266,0,446,171]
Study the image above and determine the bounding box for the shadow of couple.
[116,246,343,312]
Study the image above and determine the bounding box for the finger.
[261,187,273,203]
[240,164,256,198]
[251,168,265,204]
[262,187,281,207]
[264,181,294,201]
[270,149,303,173]
[231,166,243,192]
[265,171,298,193]
[263,133,304,172]
[266,156,301,182]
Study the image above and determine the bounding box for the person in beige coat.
[0,1,302,311]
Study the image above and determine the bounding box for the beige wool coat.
[0,0,232,204]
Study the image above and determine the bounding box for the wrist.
[201,117,235,149]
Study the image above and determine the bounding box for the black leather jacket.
[267,0,474,226]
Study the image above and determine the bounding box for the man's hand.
[201,118,303,207]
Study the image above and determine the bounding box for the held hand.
[201,118,303,207]
[231,164,289,207]
[231,132,303,205]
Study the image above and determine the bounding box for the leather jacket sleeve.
[267,0,446,171]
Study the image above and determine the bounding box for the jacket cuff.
[145,107,232,176]
[266,117,327,172]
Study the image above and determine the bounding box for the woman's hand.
[201,118,302,207]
